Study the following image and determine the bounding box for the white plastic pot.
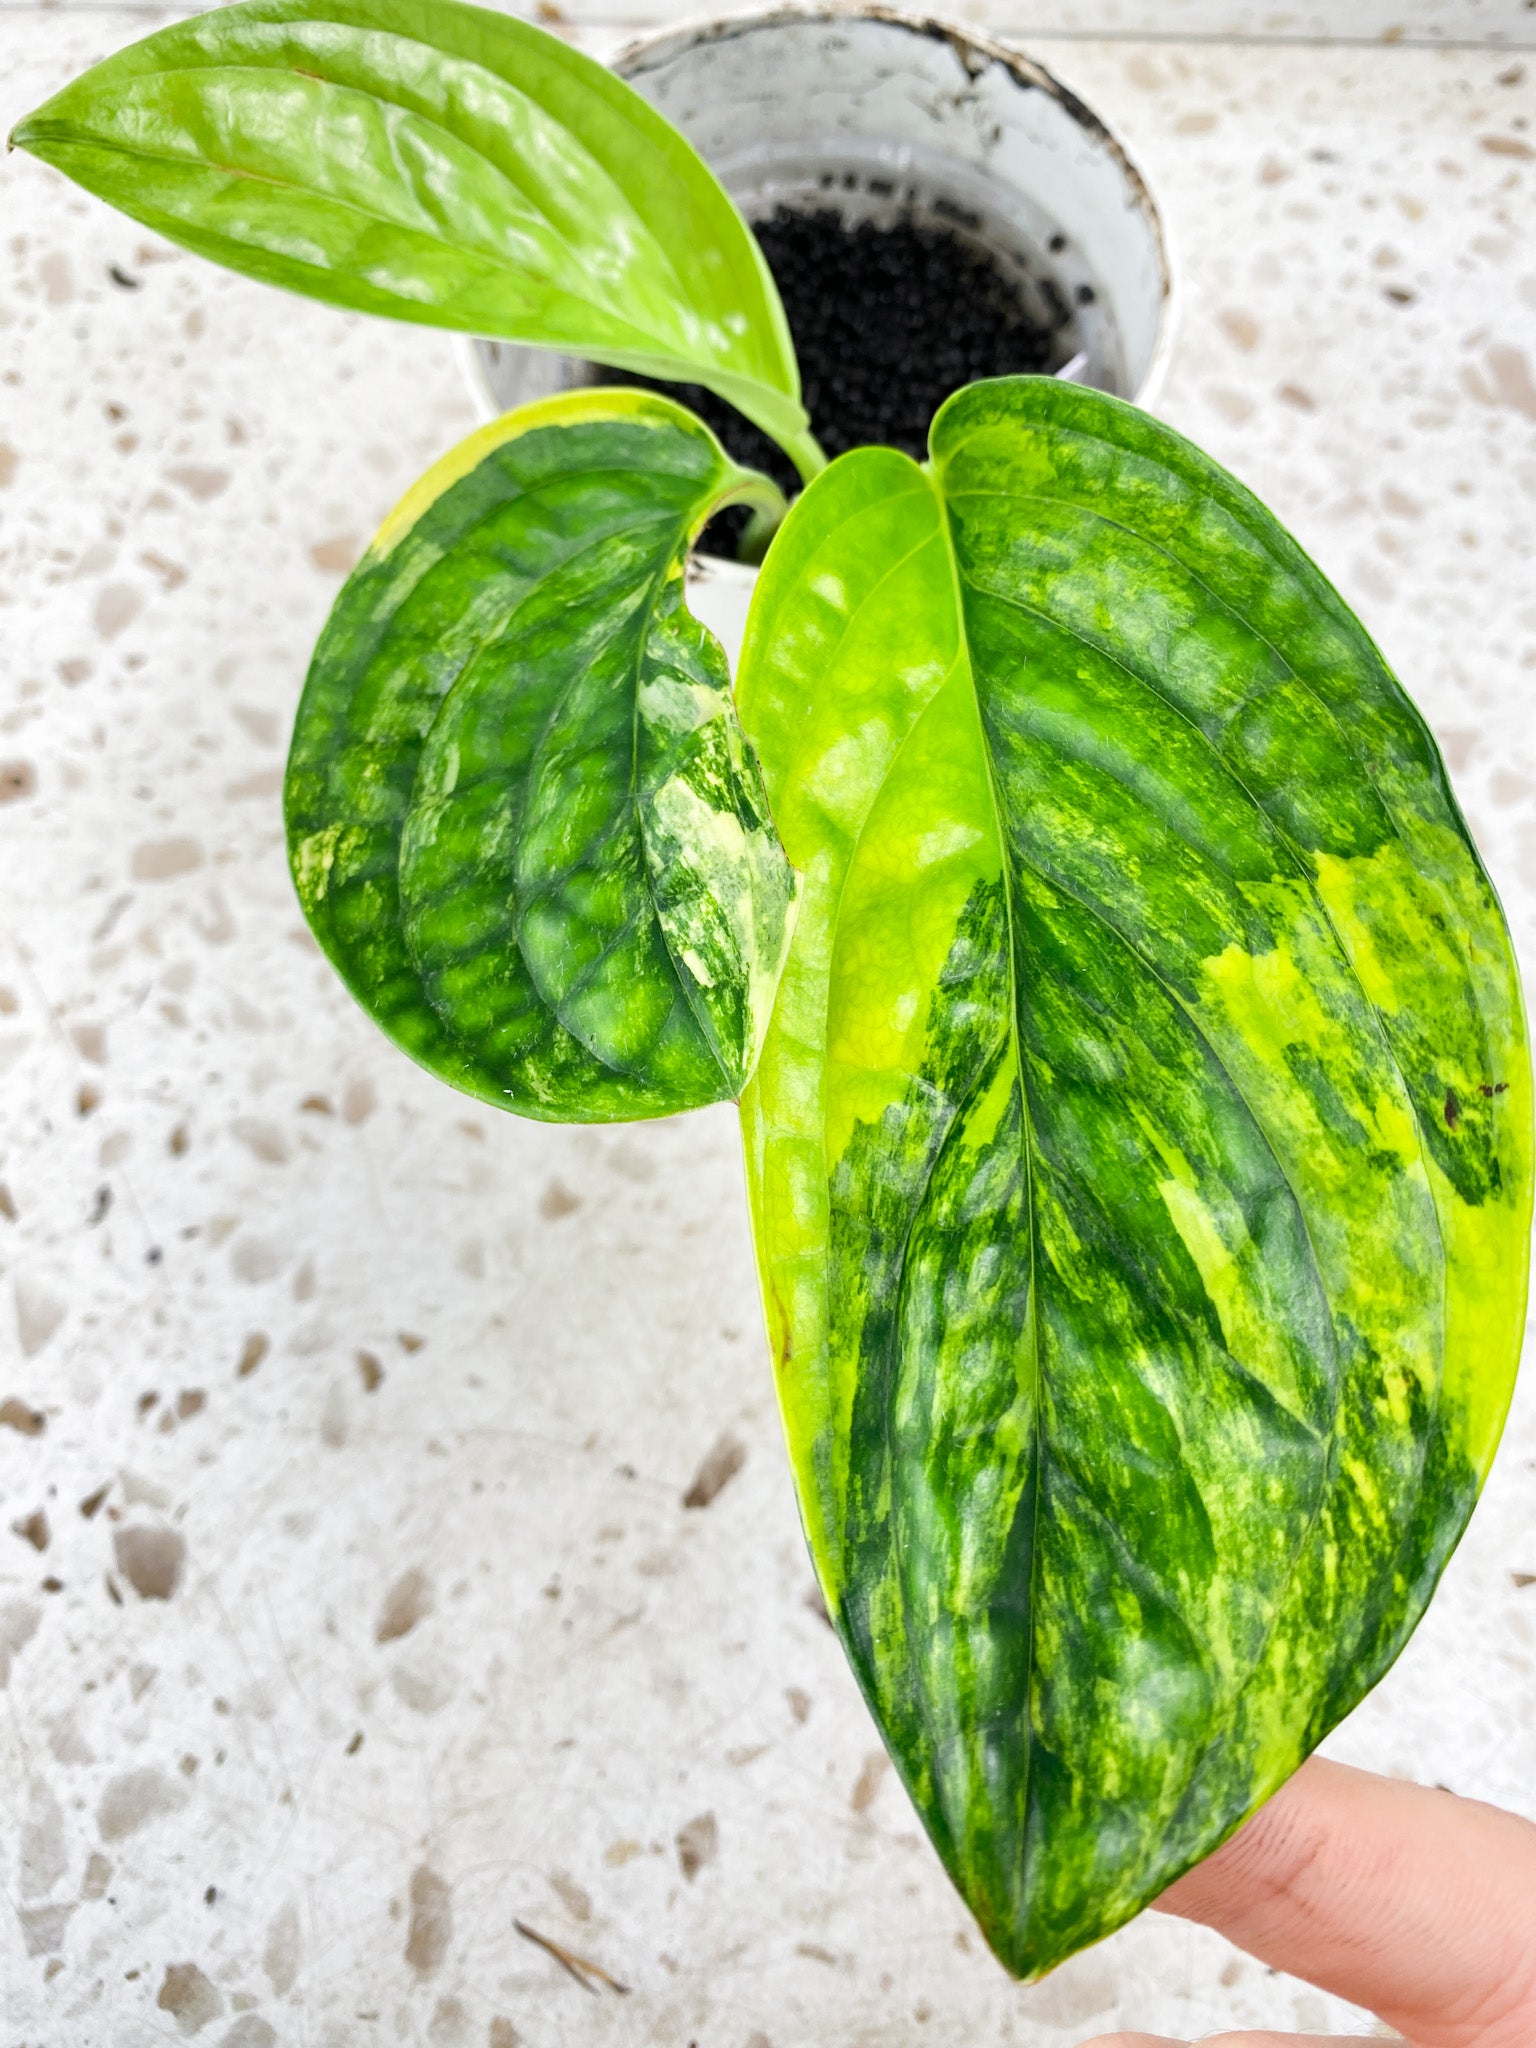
[464,4,1173,657]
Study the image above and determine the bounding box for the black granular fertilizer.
[605,205,1075,556]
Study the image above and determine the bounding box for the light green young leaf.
[9,0,819,474]
[286,387,797,1122]
[736,375,1531,1978]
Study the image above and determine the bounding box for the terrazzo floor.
[2,7,1535,2045]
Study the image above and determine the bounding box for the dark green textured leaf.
[9,0,818,472]
[737,376,1532,1976]
[287,387,796,1121]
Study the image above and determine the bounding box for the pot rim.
[611,0,1175,411]
[459,0,1178,503]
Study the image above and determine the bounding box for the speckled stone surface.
[2,12,1535,2046]
[7,1,1536,42]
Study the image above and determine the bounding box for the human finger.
[1073,2031,1392,2048]
[1078,2034,1389,2047]
[1156,1757,1536,2047]
[1081,2031,1392,2048]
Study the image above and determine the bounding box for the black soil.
[605,204,1076,556]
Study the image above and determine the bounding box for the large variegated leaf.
[9,0,819,475]
[737,376,1532,1977]
[287,388,796,1121]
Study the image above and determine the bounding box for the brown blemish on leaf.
[0,761,37,803]
[79,1484,109,1518]
[399,1330,426,1353]
[602,1839,642,1866]
[0,1398,45,1437]
[113,1523,186,1601]
[77,1083,102,1117]
[786,1686,811,1723]
[237,1332,269,1378]
[1277,383,1317,412]
[1481,134,1535,160]
[1444,1087,1462,1130]
[0,1183,15,1223]
[405,1865,452,1975]
[156,1960,222,2034]
[12,1509,49,1551]
[683,1432,746,1509]
[539,1179,581,1220]
[1513,1571,1536,1588]
[376,1567,434,1644]
[850,1751,889,1813]
[488,2022,521,2048]
[675,1811,717,1881]
[357,1349,385,1392]
[1217,309,1259,351]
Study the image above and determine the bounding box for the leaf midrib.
[929,466,1047,1875]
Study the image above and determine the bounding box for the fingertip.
[1073,2035,1186,2047]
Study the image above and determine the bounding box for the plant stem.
[727,473,791,565]
[782,424,829,486]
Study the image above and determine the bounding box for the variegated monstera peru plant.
[16,0,1532,1982]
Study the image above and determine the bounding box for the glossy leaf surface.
[10,0,815,468]
[737,377,1532,1977]
[287,388,796,1121]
